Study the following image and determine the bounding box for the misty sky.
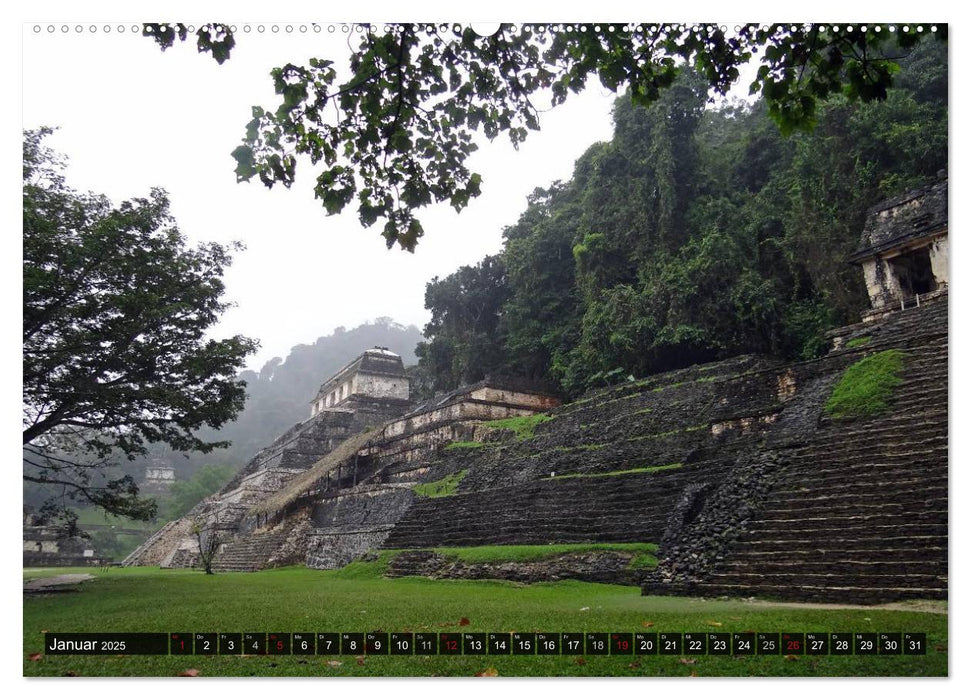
[22,24,623,371]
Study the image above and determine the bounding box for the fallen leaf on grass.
[459,617,471,627]
[325,660,343,667]
[356,656,366,666]
[641,621,655,628]
[580,607,590,612]
[177,669,200,677]
[706,620,723,627]
[628,662,641,670]
[935,644,947,653]
[63,670,78,677]
[785,654,800,661]
[574,657,586,666]
[678,658,697,665]
[28,653,42,662]
[475,667,499,677]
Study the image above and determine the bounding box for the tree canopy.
[23,129,258,524]
[146,22,945,250]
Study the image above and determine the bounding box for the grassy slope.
[24,566,946,677]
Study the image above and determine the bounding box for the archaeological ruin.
[124,179,947,605]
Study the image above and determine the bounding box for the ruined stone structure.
[139,458,176,496]
[125,185,946,604]
[848,178,948,323]
[124,349,559,572]
[310,347,411,417]
[23,513,108,567]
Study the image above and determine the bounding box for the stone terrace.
[646,296,947,603]
[381,354,798,551]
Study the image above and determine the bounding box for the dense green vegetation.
[412,470,468,498]
[23,566,946,677]
[415,42,946,398]
[825,350,907,420]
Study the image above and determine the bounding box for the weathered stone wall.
[929,235,948,287]
[644,295,948,603]
[353,371,410,401]
[306,527,396,570]
[305,484,417,569]
[386,549,643,586]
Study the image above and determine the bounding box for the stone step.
[772,464,947,498]
[758,497,948,520]
[715,559,946,576]
[765,479,946,506]
[727,546,947,563]
[747,509,946,530]
[685,581,946,604]
[705,571,947,588]
[733,535,946,551]
[740,522,946,541]
[780,453,947,482]
[799,422,946,449]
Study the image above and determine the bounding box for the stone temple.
[126,180,947,604]
[848,177,948,323]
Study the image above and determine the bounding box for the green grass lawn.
[23,565,947,677]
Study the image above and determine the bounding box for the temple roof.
[313,347,409,401]
[848,177,948,263]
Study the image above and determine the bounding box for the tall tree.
[416,255,509,392]
[23,129,258,525]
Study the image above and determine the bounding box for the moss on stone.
[419,542,658,565]
[412,469,468,498]
[824,349,907,419]
[546,463,683,480]
[846,335,872,349]
[482,413,552,440]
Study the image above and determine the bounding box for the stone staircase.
[121,519,181,567]
[211,530,292,572]
[383,459,736,548]
[683,308,947,603]
[381,354,793,553]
